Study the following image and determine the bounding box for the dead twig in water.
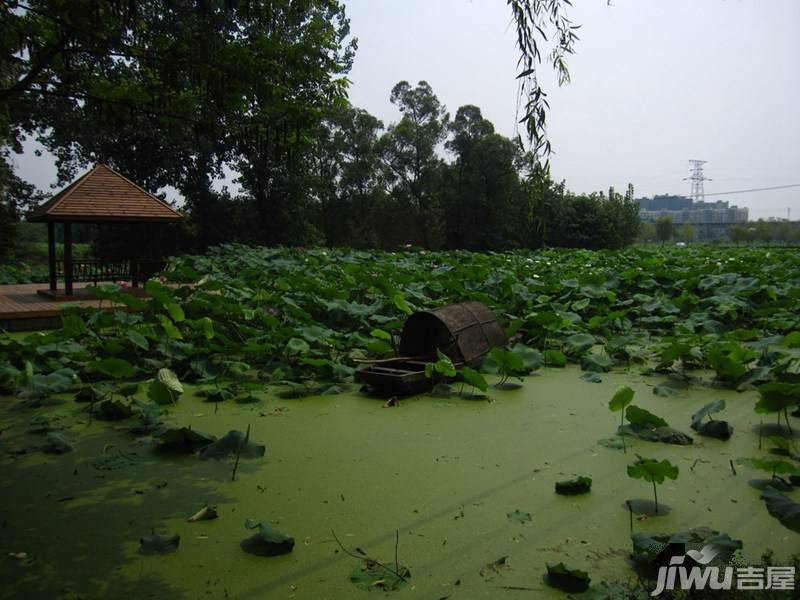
[394,529,399,577]
[331,529,408,582]
[231,424,250,482]
[626,500,634,533]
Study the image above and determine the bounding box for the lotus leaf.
[199,430,265,460]
[555,476,592,496]
[545,562,590,593]
[138,533,180,555]
[761,487,800,533]
[240,521,294,556]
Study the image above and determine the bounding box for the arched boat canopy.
[398,301,507,366]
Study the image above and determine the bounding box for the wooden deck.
[0,283,131,331]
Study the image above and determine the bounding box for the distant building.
[636,194,748,240]
[637,195,693,211]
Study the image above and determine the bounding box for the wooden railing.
[57,259,167,286]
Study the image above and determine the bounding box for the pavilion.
[27,164,183,297]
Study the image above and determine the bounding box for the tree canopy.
[1,1,643,257]
[1,0,354,246]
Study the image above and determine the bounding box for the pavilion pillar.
[63,222,74,296]
[47,222,57,291]
[130,222,139,288]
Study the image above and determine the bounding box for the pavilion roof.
[28,164,183,223]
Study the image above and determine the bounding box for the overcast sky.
[13,0,800,219]
[343,0,800,219]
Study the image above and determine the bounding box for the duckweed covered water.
[0,367,796,599]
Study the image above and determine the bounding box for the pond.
[0,365,796,598]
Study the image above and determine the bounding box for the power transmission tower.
[683,159,711,202]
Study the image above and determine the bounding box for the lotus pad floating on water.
[555,476,592,495]
[619,406,693,445]
[620,423,694,445]
[507,509,532,524]
[240,520,294,556]
[198,430,265,460]
[44,432,74,454]
[544,562,590,593]
[93,399,134,421]
[761,486,800,533]
[138,533,180,555]
[692,419,733,440]
[155,426,217,453]
[690,399,733,440]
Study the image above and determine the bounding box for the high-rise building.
[636,195,748,240]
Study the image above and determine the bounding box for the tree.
[1,2,649,255]
[0,155,45,260]
[443,105,526,250]
[379,81,449,248]
[2,2,193,208]
[1,0,355,249]
[753,219,773,246]
[521,180,640,250]
[638,222,656,243]
[788,222,800,246]
[309,104,385,247]
[604,185,640,249]
[340,109,387,247]
[776,221,794,246]
[678,223,695,243]
[655,216,673,244]
[728,223,750,246]
[522,161,563,247]
[443,106,490,248]
[0,196,14,261]
[1,1,134,254]
[229,1,354,247]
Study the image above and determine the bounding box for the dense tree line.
[209,82,640,251]
[636,217,800,246]
[148,80,641,252]
[1,0,355,258]
[729,220,800,246]
[0,1,638,261]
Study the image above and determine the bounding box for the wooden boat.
[355,301,507,394]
